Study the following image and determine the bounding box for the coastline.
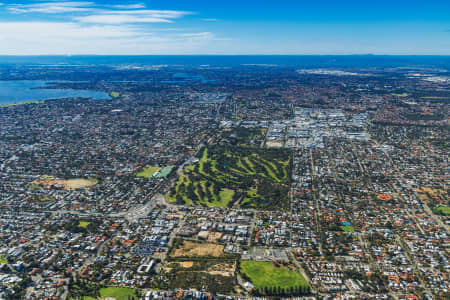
[0,100,45,107]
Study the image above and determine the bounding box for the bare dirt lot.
[207,262,236,277]
[208,232,223,242]
[171,241,224,258]
[179,261,194,268]
[33,178,97,190]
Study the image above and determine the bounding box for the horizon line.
[0,54,449,57]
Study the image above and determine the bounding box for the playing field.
[78,221,91,228]
[436,205,450,216]
[99,287,136,300]
[240,261,308,289]
[340,225,355,232]
[136,166,160,178]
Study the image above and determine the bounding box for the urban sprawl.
[0,64,449,300]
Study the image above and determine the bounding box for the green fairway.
[240,261,308,289]
[99,287,137,300]
[136,166,160,178]
[211,188,235,208]
[168,145,291,210]
[78,221,91,228]
[436,205,450,216]
[340,225,355,232]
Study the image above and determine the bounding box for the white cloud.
[0,22,221,55]
[7,2,192,24]
[8,2,95,14]
[178,32,214,38]
[112,3,145,9]
[103,10,192,18]
[0,2,223,54]
[74,9,191,24]
[75,15,173,24]
[202,18,218,22]
[7,2,192,20]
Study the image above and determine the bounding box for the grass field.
[436,205,450,216]
[168,145,291,210]
[38,196,52,202]
[99,287,136,300]
[240,261,308,289]
[340,225,355,232]
[110,92,120,98]
[0,255,7,264]
[136,166,160,178]
[78,221,91,228]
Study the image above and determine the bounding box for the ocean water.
[0,55,449,68]
[0,80,110,105]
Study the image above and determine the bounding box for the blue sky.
[0,0,449,55]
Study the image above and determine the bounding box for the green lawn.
[78,221,91,228]
[436,205,450,216]
[99,287,137,300]
[110,92,120,98]
[340,225,355,232]
[39,196,52,202]
[240,261,308,289]
[136,166,160,178]
[0,255,7,264]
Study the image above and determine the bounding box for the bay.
[0,80,110,105]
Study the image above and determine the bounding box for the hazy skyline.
[1,0,449,55]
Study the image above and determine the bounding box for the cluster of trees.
[220,127,265,146]
[68,281,100,299]
[251,285,311,296]
[167,271,235,294]
[62,218,102,234]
